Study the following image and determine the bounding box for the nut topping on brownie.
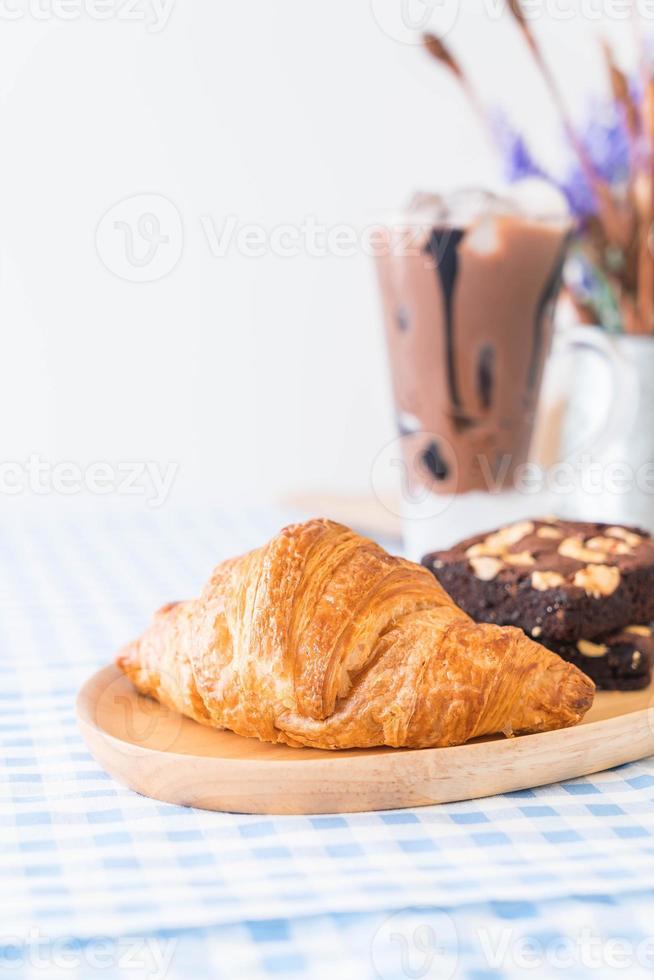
[504,551,535,566]
[422,518,654,643]
[469,556,503,581]
[573,564,621,598]
[606,527,642,548]
[531,570,565,591]
[625,624,653,636]
[576,639,609,657]
[536,526,564,539]
[558,537,612,563]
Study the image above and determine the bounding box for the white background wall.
[0,0,640,509]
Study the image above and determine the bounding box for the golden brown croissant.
[117,518,594,750]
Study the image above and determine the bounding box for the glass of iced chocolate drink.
[374,191,571,558]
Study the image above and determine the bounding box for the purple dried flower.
[492,110,544,182]
[492,110,584,216]
[580,103,630,183]
[494,100,633,221]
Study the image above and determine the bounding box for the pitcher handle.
[558,325,638,462]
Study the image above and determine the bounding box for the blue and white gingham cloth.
[2,505,654,978]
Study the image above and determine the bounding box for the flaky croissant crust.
[117,519,594,750]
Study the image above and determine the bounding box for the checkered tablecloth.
[2,505,654,979]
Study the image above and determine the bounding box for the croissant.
[117,518,594,750]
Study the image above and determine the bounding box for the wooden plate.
[77,665,654,815]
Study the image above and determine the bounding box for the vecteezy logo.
[370,430,458,520]
[95,193,183,282]
[94,662,185,755]
[371,908,458,979]
[369,0,458,45]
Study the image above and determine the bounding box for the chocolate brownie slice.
[542,625,654,691]
[422,518,654,642]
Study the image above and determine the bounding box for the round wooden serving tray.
[77,665,654,814]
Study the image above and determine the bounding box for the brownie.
[542,625,654,691]
[422,518,654,643]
